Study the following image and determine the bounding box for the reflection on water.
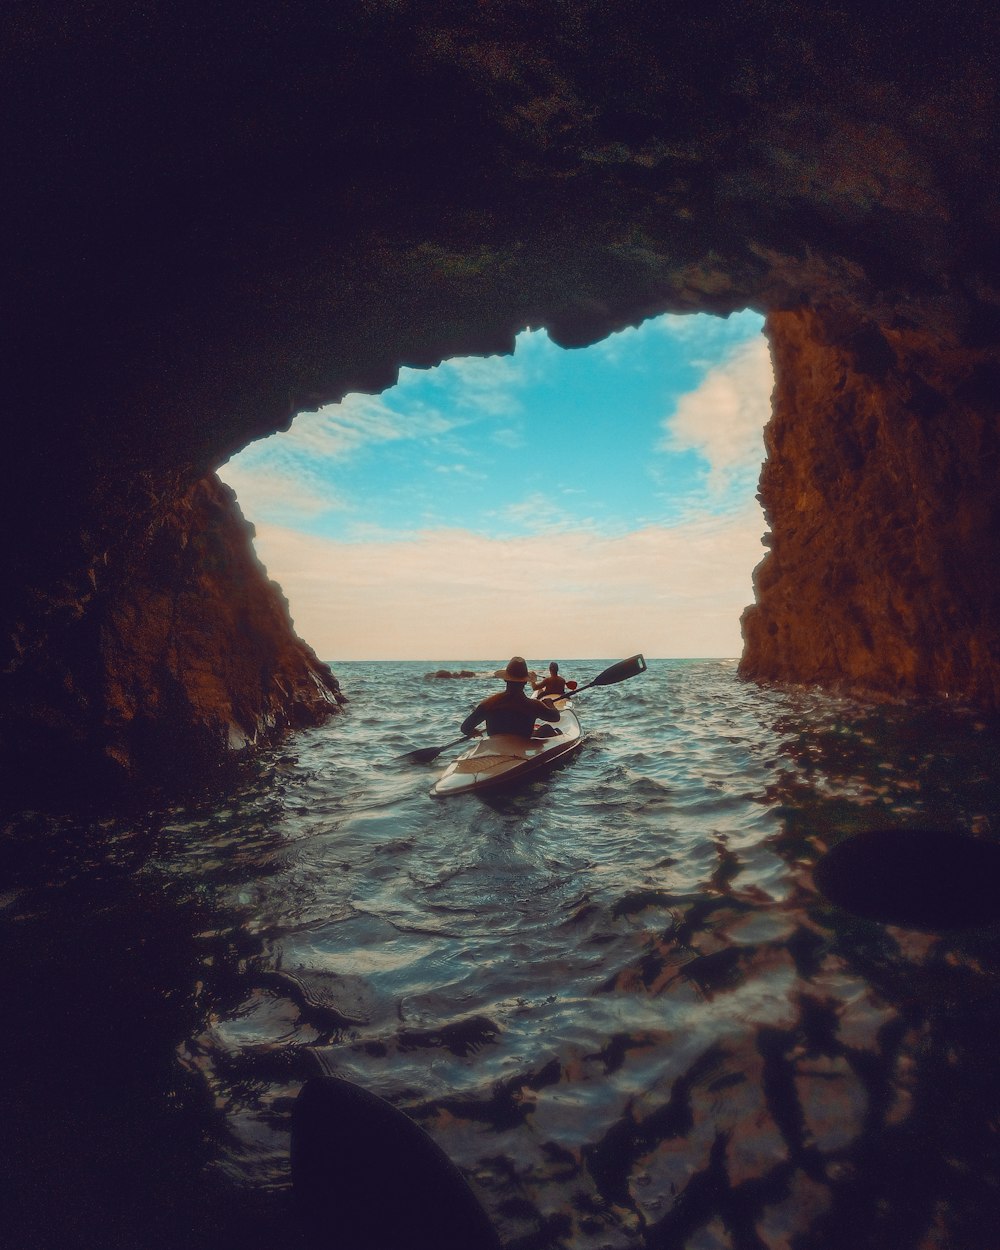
[3,660,1000,1249]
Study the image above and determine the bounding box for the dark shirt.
[461,685,561,740]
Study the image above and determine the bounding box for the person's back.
[461,656,560,741]
[533,662,567,700]
[471,688,553,738]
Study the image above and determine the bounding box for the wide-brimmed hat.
[493,656,536,684]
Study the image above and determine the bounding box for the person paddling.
[532,661,570,702]
[461,657,561,740]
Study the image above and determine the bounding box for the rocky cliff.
[742,308,1000,705]
[4,472,341,802]
[3,1,999,798]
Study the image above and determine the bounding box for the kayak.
[430,698,583,797]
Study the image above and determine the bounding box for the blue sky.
[220,310,773,660]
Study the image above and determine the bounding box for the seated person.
[461,656,561,740]
[532,661,568,702]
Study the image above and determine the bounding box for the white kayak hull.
[430,701,584,797]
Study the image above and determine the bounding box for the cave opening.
[219,310,772,664]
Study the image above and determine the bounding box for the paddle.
[567,653,647,695]
[399,736,472,766]
[400,655,646,764]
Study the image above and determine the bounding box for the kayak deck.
[430,701,583,797]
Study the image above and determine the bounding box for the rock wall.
[2,473,341,805]
[741,310,1000,705]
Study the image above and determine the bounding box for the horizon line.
[322,655,741,663]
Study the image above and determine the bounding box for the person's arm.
[534,699,561,723]
[460,704,486,737]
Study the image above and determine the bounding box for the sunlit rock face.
[3,474,340,803]
[3,2,999,796]
[741,309,1000,705]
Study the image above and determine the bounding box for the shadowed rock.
[813,828,1000,930]
[291,1076,502,1250]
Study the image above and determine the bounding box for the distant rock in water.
[425,670,479,680]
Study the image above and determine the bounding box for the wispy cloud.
[249,510,767,661]
[660,336,773,495]
[273,390,459,462]
[654,307,766,347]
[490,491,594,534]
[490,424,527,450]
[433,462,486,479]
[222,460,347,525]
[220,389,467,525]
[436,351,529,418]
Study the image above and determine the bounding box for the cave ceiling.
[5,1,997,490]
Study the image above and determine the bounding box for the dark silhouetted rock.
[814,827,1000,930]
[291,1076,502,1250]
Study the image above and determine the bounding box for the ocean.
[4,659,1000,1249]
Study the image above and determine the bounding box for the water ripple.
[6,660,1000,1248]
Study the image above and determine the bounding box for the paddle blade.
[578,654,646,692]
[400,746,446,764]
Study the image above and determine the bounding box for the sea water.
[4,659,1000,1249]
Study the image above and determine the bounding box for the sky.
[219,309,773,661]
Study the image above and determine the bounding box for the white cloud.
[249,510,767,661]
[490,424,527,449]
[661,336,773,494]
[654,307,766,347]
[490,492,604,535]
[487,490,612,535]
[433,462,485,479]
[219,390,467,524]
[279,391,458,461]
[220,457,351,528]
[422,349,529,419]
